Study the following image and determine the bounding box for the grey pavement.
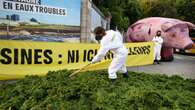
[127,54,195,79]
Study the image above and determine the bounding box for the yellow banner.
[0,40,154,80]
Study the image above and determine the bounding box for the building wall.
[88,1,109,43]
[90,3,107,31]
[75,0,110,43]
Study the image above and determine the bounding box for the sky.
[0,0,81,26]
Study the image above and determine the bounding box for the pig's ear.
[161,22,174,32]
[185,22,195,30]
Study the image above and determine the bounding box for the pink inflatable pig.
[127,17,195,61]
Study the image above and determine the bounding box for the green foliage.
[145,0,177,18]
[93,0,142,31]
[176,0,195,24]
[0,70,195,110]
[93,0,195,31]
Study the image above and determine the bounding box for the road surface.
[128,54,195,79]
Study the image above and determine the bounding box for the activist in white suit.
[152,30,164,64]
[91,27,129,81]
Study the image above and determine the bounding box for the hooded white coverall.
[91,30,128,79]
[152,36,163,61]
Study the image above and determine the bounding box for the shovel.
[69,63,91,77]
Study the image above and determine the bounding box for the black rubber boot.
[111,79,116,82]
[153,60,157,65]
[123,72,129,78]
[110,79,117,86]
[157,60,160,64]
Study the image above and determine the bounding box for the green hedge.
[0,70,195,110]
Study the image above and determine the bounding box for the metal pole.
[7,16,10,39]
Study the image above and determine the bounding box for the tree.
[141,0,177,18]
[92,0,142,31]
[93,0,195,31]
[123,0,143,25]
[176,0,195,23]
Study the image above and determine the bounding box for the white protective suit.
[152,36,163,61]
[91,30,128,79]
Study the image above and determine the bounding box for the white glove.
[90,61,96,64]
[90,59,100,64]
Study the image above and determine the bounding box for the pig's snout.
[184,43,193,49]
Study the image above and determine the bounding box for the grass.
[0,70,195,110]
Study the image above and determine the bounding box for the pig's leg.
[161,46,174,61]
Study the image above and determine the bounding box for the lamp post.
[106,11,112,30]
[6,15,10,39]
[3,15,11,39]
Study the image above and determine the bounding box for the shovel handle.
[69,63,90,77]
